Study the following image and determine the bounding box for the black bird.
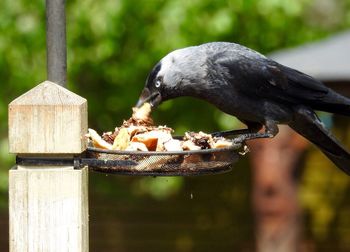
[136,42,350,175]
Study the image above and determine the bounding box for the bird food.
[85,103,245,175]
[86,103,235,152]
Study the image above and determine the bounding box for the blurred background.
[1,0,350,251]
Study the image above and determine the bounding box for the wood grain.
[8,80,88,154]
[8,81,89,251]
[9,166,89,252]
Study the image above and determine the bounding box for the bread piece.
[211,139,233,149]
[131,130,173,151]
[126,142,148,151]
[131,134,158,151]
[182,140,201,151]
[87,128,112,150]
[164,139,183,151]
[112,128,130,150]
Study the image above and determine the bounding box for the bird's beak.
[136,87,162,108]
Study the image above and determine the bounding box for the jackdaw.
[136,42,350,175]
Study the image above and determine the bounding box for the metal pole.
[46,0,67,87]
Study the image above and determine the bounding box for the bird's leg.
[233,120,279,142]
[265,120,279,136]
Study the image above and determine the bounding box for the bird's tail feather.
[289,106,350,175]
[312,90,350,116]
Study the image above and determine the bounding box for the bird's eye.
[155,78,162,88]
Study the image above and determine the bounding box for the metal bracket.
[15,156,137,169]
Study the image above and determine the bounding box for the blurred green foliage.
[1,0,350,250]
[2,0,350,141]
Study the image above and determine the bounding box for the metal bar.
[16,156,74,166]
[15,156,137,168]
[46,0,67,86]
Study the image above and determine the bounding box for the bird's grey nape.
[158,47,209,89]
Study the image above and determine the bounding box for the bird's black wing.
[212,47,329,104]
[275,64,329,100]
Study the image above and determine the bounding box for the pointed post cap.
[9,80,88,154]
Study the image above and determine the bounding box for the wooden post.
[8,80,89,252]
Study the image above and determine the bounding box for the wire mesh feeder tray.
[86,140,245,176]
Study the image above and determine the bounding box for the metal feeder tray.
[86,143,242,176]
[16,130,253,176]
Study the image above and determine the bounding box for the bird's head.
[136,46,208,109]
